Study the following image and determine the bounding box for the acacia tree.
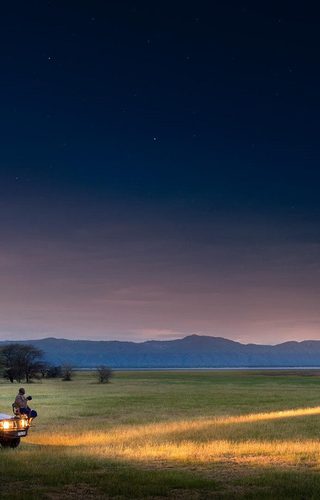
[2,344,26,382]
[22,345,45,383]
[1,344,44,383]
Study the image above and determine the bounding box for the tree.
[21,345,45,383]
[2,344,25,382]
[45,365,62,378]
[96,365,113,383]
[61,364,73,381]
[1,344,44,383]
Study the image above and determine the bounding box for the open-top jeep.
[0,412,30,448]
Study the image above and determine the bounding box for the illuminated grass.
[28,406,320,467]
[29,405,320,442]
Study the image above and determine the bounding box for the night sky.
[1,2,320,343]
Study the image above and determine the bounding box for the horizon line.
[0,333,319,347]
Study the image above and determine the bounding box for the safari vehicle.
[0,413,30,448]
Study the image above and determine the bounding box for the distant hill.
[1,335,320,368]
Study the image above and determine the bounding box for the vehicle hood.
[0,413,13,420]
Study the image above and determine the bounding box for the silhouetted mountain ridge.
[1,335,320,368]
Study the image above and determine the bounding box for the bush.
[45,365,62,378]
[96,365,113,383]
[61,364,73,381]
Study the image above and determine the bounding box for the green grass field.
[2,370,320,499]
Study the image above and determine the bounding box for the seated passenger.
[14,387,37,420]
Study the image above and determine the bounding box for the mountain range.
[2,335,320,368]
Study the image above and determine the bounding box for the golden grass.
[87,439,320,466]
[27,406,320,468]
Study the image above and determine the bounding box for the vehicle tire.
[0,438,20,448]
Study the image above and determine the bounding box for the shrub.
[96,365,113,383]
[61,364,73,381]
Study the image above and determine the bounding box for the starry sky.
[1,2,320,343]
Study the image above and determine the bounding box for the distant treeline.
[0,344,112,383]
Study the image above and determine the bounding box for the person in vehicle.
[14,388,37,420]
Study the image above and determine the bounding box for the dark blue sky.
[1,2,319,342]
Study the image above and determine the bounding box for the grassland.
[2,370,320,498]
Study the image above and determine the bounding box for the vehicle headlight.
[2,421,11,430]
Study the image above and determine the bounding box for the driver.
[14,388,37,420]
